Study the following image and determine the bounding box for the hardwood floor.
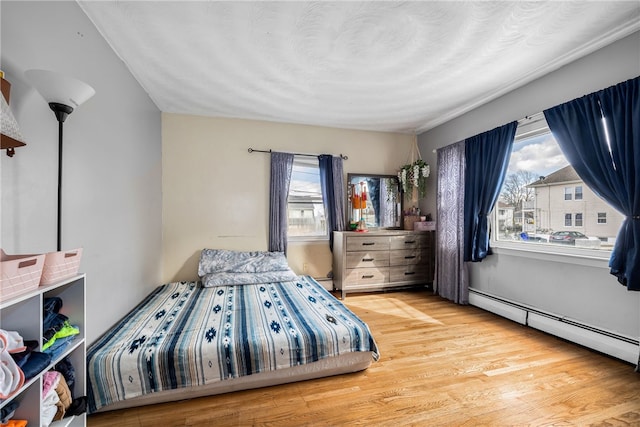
[87,290,640,426]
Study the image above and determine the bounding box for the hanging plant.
[398,159,430,199]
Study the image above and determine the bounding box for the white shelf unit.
[0,274,86,426]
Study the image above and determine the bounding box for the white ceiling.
[77,1,639,134]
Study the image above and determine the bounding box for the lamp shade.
[25,69,95,109]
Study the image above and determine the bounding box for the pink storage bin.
[40,248,83,286]
[0,249,45,300]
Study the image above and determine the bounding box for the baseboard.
[469,289,639,364]
[313,277,333,291]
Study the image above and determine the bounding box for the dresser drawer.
[346,251,390,269]
[346,236,390,252]
[390,235,422,250]
[390,249,424,266]
[344,267,389,286]
[389,265,431,282]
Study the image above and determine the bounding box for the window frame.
[575,185,583,200]
[286,156,329,242]
[564,213,572,227]
[490,114,614,262]
[564,187,573,201]
[597,212,607,224]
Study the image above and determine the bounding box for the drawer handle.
[405,241,416,244]
[362,242,376,246]
[362,258,374,262]
[404,255,416,259]
[362,274,374,279]
[404,272,416,276]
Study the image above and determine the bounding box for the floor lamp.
[25,70,95,251]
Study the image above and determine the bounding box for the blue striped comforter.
[86,276,379,413]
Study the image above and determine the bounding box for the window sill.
[491,240,611,269]
[288,236,329,243]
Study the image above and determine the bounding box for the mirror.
[347,173,402,229]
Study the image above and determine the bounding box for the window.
[493,114,624,252]
[287,156,327,239]
[598,212,607,224]
[564,187,572,200]
[575,186,583,200]
[565,213,572,227]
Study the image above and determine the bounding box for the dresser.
[332,230,435,299]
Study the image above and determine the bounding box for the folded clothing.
[2,420,28,427]
[54,357,76,398]
[42,371,60,398]
[19,351,52,381]
[0,330,25,400]
[43,335,77,361]
[54,374,72,421]
[11,340,39,368]
[43,297,69,344]
[0,400,19,424]
[42,373,60,427]
[42,321,79,352]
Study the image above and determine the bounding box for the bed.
[86,249,379,413]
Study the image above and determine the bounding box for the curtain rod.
[517,111,546,125]
[248,148,348,160]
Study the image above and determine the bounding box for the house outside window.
[493,114,624,251]
[598,212,607,224]
[575,186,583,200]
[287,156,327,239]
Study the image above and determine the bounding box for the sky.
[507,133,569,178]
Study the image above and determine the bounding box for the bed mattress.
[87,276,379,412]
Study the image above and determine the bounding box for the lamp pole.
[49,102,73,252]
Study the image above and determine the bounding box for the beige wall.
[162,113,414,283]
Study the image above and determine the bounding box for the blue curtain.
[269,152,294,254]
[318,155,346,251]
[464,122,518,262]
[544,77,639,290]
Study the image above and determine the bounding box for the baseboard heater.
[469,289,639,364]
